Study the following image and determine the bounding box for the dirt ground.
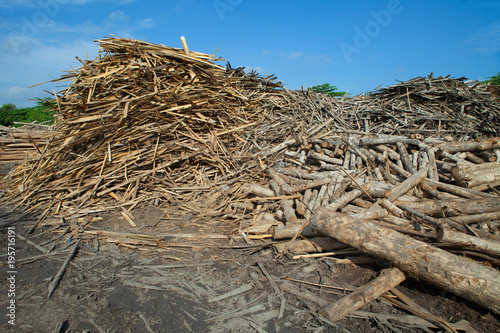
[0,204,499,333]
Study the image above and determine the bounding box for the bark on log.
[437,229,500,256]
[424,179,497,199]
[242,183,275,197]
[451,161,500,191]
[274,237,348,254]
[310,151,343,165]
[282,199,297,223]
[379,198,405,218]
[375,144,401,161]
[426,147,439,181]
[295,198,307,216]
[396,142,416,174]
[319,267,406,322]
[361,137,422,147]
[310,208,500,315]
[394,198,500,216]
[386,169,427,202]
[481,152,498,162]
[440,211,500,225]
[269,179,281,196]
[432,138,500,154]
[465,152,485,164]
[272,222,319,239]
[326,188,363,211]
[281,178,331,194]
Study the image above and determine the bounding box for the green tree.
[0,98,55,127]
[308,83,347,98]
[483,72,500,86]
[0,104,20,127]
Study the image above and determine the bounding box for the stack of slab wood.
[0,123,50,164]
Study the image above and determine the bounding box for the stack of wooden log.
[238,133,500,318]
[0,122,51,163]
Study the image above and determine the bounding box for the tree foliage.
[0,99,55,127]
[483,72,500,87]
[308,83,347,98]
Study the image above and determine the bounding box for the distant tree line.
[308,83,348,98]
[483,72,500,87]
[0,99,54,127]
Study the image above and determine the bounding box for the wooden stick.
[440,211,500,225]
[47,240,80,298]
[310,151,343,165]
[274,237,348,254]
[319,267,406,322]
[282,199,297,223]
[424,178,497,199]
[272,222,319,239]
[437,229,500,256]
[326,189,363,211]
[17,234,50,254]
[432,139,500,154]
[281,178,331,194]
[386,169,427,202]
[426,147,439,181]
[451,161,500,191]
[394,197,500,216]
[396,142,416,174]
[242,183,275,197]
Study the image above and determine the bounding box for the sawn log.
[310,208,500,315]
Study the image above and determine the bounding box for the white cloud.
[107,10,128,23]
[137,18,155,29]
[288,51,304,59]
[7,86,28,97]
[273,50,331,62]
[464,21,500,54]
[261,50,271,56]
[0,39,99,107]
[245,66,264,74]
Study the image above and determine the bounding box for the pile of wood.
[0,37,283,218]
[344,74,500,139]
[256,74,500,148]
[1,36,500,322]
[0,122,51,163]
[239,134,500,319]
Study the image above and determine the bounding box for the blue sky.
[1,0,499,107]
